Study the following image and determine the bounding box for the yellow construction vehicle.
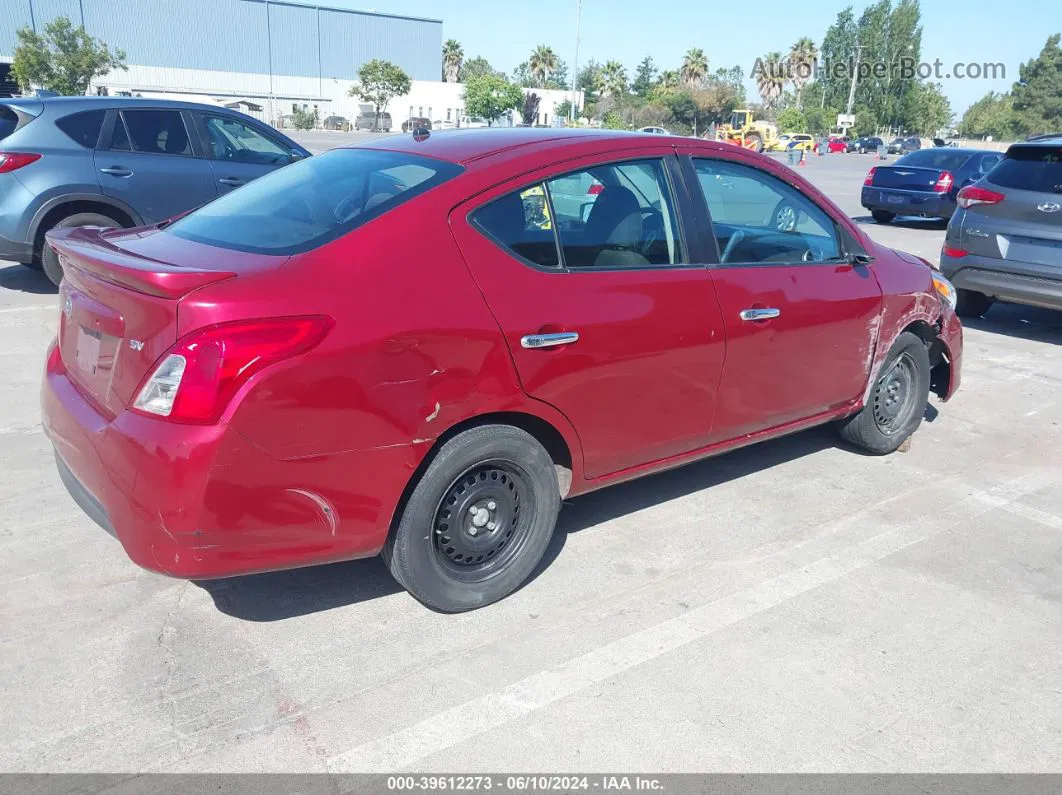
[713,109,780,153]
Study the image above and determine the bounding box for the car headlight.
[932,274,957,310]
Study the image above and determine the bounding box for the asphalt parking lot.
[3,142,1062,774]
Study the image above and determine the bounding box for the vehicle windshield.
[988,146,1062,193]
[167,148,463,255]
[896,150,971,170]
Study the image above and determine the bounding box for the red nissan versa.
[41,129,963,612]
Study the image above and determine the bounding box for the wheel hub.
[873,354,915,433]
[433,465,526,574]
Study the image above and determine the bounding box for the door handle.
[99,166,133,177]
[521,331,579,349]
[739,307,781,321]
[218,177,245,187]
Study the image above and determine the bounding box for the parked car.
[786,134,816,151]
[401,117,433,133]
[0,96,311,285]
[458,116,489,129]
[42,129,963,612]
[322,115,349,131]
[939,135,1062,317]
[848,136,885,154]
[638,126,670,135]
[827,136,849,153]
[354,111,391,131]
[887,136,922,155]
[861,147,1004,224]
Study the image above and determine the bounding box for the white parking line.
[0,305,54,314]
[326,472,1054,773]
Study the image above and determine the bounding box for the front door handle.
[218,177,245,187]
[739,307,781,321]
[99,166,133,177]
[521,331,579,349]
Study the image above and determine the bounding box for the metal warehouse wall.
[0,0,442,82]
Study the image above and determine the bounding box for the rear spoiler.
[47,226,235,299]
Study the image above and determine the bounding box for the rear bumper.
[42,346,415,580]
[940,253,1062,311]
[862,187,955,219]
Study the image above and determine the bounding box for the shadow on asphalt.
[851,215,950,231]
[964,302,1062,346]
[199,425,845,621]
[0,263,57,295]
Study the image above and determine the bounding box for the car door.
[451,153,726,480]
[681,151,882,440]
[94,108,216,224]
[194,113,301,194]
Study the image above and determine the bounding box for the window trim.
[685,154,857,269]
[469,153,700,275]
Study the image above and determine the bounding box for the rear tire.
[40,212,123,287]
[871,210,896,224]
[383,425,560,612]
[955,289,994,319]
[837,332,931,455]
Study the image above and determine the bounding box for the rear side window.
[121,110,192,156]
[0,106,19,142]
[55,109,106,148]
[987,146,1062,193]
[167,148,462,255]
[896,150,971,171]
[473,184,560,269]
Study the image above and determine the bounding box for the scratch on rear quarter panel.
[286,488,338,535]
[425,402,441,423]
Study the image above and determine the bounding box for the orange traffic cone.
[798,149,807,167]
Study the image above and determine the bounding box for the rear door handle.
[521,331,579,349]
[218,177,245,187]
[739,308,781,321]
[99,166,133,177]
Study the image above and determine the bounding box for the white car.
[638,126,670,135]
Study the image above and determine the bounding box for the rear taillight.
[0,152,42,174]
[933,171,954,193]
[956,185,1005,209]
[942,246,968,258]
[863,167,876,186]
[132,316,333,424]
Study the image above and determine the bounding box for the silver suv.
[940,135,1062,317]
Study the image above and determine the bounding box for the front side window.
[167,148,463,255]
[204,115,291,165]
[120,110,192,156]
[693,159,841,264]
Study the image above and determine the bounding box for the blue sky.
[335,0,1053,115]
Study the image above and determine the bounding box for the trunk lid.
[50,225,237,417]
[871,165,952,192]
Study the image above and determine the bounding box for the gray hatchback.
[940,136,1062,317]
[0,96,310,285]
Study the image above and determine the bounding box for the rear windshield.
[987,146,1062,194]
[167,148,463,255]
[896,150,970,171]
[0,106,19,142]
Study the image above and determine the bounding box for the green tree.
[555,99,574,121]
[817,7,859,113]
[12,16,126,95]
[442,39,463,83]
[528,45,560,89]
[459,56,500,82]
[601,60,628,98]
[655,70,681,97]
[961,91,1018,140]
[632,56,657,97]
[755,52,787,109]
[911,81,952,136]
[788,37,818,110]
[462,74,524,126]
[681,48,709,88]
[291,106,317,130]
[348,60,411,130]
[577,60,604,105]
[713,66,747,104]
[512,61,535,88]
[776,107,808,133]
[1012,33,1062,136]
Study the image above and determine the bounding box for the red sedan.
[828,136,850,153]
[41,129,963,611]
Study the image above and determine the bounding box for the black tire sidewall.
[386,426,560,612]
[871,210,895,224]
[41,213,121,286]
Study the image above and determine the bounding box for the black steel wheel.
[383,424,560,612]
[871,352,918,435]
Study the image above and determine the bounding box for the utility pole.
[570,0,582,123]
[845,43,863,117]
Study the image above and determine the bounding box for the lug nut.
[487,521,497,531]
[469,506,478,515]
[468,527,478,536]
[487,501,496,511]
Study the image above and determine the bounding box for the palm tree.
[658,70,680,92]
[442,39,463,83]
[787,37,818,109]
[601,60,628,98]
[680,48,708,88]
[756,51,787,109]
[528,45,559,89]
